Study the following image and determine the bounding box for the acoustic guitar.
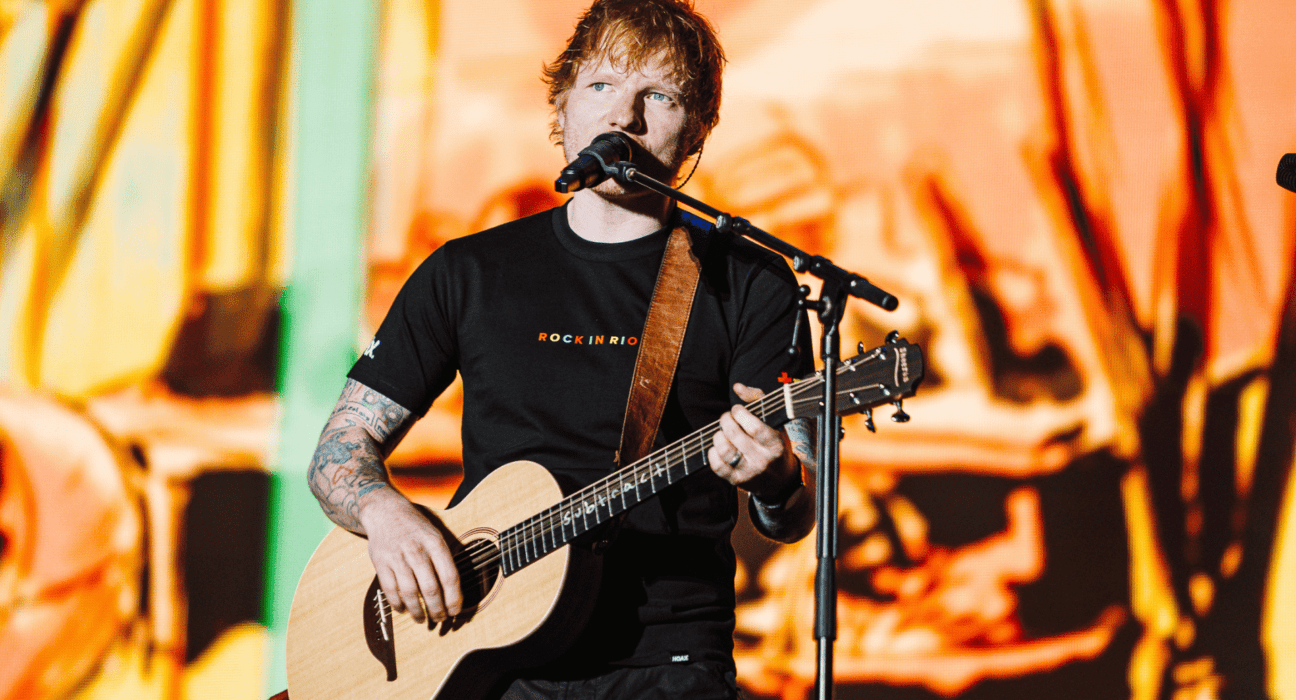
[285,334,923,699]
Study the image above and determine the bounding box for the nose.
[607,91,644,134]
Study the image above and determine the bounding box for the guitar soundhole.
[457,537,501,612]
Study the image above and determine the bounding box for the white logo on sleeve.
[364,339,380,359]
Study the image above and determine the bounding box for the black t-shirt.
[349,203,812,669]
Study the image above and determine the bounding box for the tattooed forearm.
[784,417,817,477]
[749,417,817,543]
[307,380,415,532]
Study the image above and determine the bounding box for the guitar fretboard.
[496,387,800,576]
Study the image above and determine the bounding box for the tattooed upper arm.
[330,379,416,457]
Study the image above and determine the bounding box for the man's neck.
[566,189,675,244]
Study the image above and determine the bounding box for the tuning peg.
[858,341,866,355]
[886,330,900,344]
[890,399,910,423]
[864,407,876,433]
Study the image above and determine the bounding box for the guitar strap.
[616,223,702,467]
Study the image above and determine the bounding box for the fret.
[541,509,554,554]
[659,449,675,493]
[553,509,563,548]
[523,519,536,564]
[529,516,542,559]
[559,504,570,540]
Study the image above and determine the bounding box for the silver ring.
[726,452,743,468]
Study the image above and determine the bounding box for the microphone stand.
[599,162,898,700]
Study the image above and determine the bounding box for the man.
[307,0,816,696]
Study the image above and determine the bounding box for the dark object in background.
[1278,154,1296,192]
[184,470,269,663]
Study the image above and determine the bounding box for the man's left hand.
[708,383,800,498]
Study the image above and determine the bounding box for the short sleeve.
[347,249,460,415]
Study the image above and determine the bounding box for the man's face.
[556,51,691,197]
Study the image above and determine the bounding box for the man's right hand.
[358,487,464,624]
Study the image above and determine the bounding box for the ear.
[554,94,569,141]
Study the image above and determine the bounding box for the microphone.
[1280,154,1296,193]
[554,132,633,193]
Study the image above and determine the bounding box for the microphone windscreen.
[1279,154,1296,193]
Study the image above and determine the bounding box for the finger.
[733,382,766,403]
[407,550,446,622]
[709,431,738,479]
[425,539,463,617]
[728,403,779,443]
[718,410,764,460]
[393,566,426,624]
[375,567,403,614]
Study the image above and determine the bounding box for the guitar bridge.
[363,577,398,681]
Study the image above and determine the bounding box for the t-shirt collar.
[551,200,676,262]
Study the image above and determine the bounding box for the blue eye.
[592,82,609,91]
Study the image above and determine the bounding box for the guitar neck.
[497,379,814,577]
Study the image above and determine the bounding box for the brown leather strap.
[616,225,701,466]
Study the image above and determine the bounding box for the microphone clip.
[554,132,634,193]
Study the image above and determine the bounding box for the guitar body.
[286,461,601,700]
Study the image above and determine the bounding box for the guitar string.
[388,351,899,626]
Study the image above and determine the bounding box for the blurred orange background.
[2,1,1294,699]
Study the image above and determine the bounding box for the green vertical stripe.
[263,0,378,694]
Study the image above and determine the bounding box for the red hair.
[542,0,726,155]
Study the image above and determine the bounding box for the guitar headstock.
[823,331,924,431]
[770,332,923,431]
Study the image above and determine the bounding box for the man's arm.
[708,383,817,543]
[307,379,462,623]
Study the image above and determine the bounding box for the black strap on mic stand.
[594,160,899,699]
